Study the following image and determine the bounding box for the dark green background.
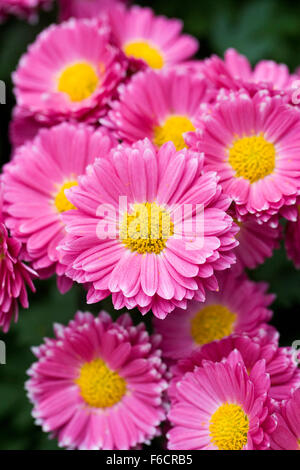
[0,0,300,450]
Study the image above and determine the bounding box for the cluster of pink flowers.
[1,0,300,451]
[0,0,52,22]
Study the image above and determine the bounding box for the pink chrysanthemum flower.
[59,0,129,21]
[167,350,277,450]
[58,139,238,319]
[108,5,198,71]
[13,19,126,125]
[203,48,297,95]
[270,389,300,450]
[233,213,282,272]
[193,89,300,226]
[154,271,274,360]
[285,216,300,268]
[0,0,51,22]
[26,310,167,450]
[103,69,212,151]
[170,332,300,402]
[3,123,116,293]
[0,181,37,332]
[0,223,37,332]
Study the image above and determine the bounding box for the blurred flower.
[26,311,167,450]
[3,123,116,293]
[0,223,37,332]
[13,19,126,125]
[202,48,297,95]
[59,0,129,22]
[285,214,300,268]
[154,271,274,360]
[233,212,282,272]
[108,5,198,71]
[0,181,37,332]
[9,106,52,151]
[103,69,212,151]
[0,0,52,22]
[192,89,300,226]
[170,331,300,402]
[271,388,300,450]
[58,139,238,319]
[167,350,277,450]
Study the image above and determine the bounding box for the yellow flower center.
[209,403,249,450]
[120,202,174,255]
[123,40,164,69]
[153,115,195,151]
[57,62,99,102]
[228,134,276,183]
[190,304,236,345]
[76,358,127,408]
[54,181,78,213]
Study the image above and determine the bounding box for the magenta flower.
[26,311,167,450]
[59,0,129,21]
[154,271,274,360]
[167,350,277,450]
[202,48,297,95]
[233,213,282,272]
[271,389,300,450]
[170,332,300,402]
[58,139,238,319]
[3,123,116,293]
[13,18,126,125]
[0,180,37,332]
[103,69,212,151]
[285,216,300,268]
[0,223,37,332]
[108,5,198,71]
[9,106,52,151]
[0,0,51,22]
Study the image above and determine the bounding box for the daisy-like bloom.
[203,48,297,95]
[167,350,277,450]
[13,19,126,125]
[0,182,37,332]
[3,123,116,293]
[59,0,129,21]
[0,0,51,22]
[193,89,300,226]
[271,389,300,450]
[233,212,282,272]
[170,332,300,402]
[58,138,238,319]
[154,271,274,360]
[26,310,167,450]
[103,69,212,151]
[285,216,300,268]
[108,5,198,71]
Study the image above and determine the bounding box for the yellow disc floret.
[209,403,249,450]
[123,40,164,69]
[54,181,78,213]
[120,202,174,255]
[58,62,99,102]
[190,304,236,345]
[154,115,195,151]
[76,358,127,408]
[228,134,276,183]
